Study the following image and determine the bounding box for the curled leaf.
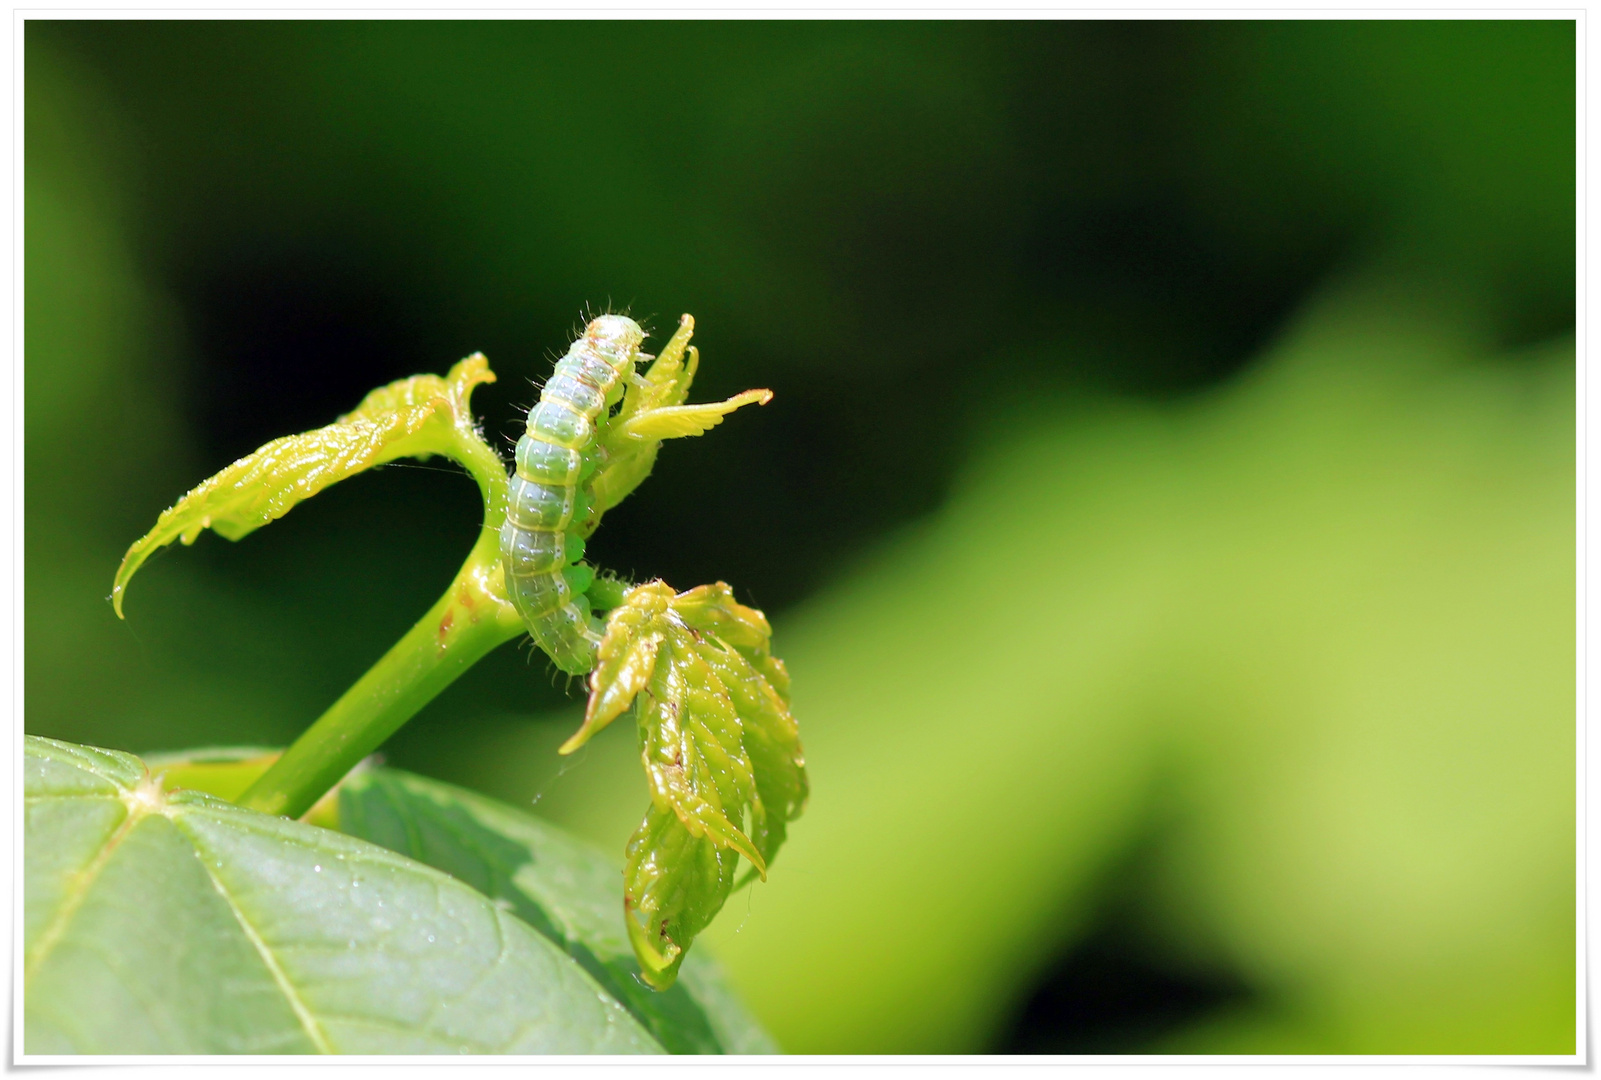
[670,584,804,872]
[572,579,807,989]
[112,355,495,617]
[561,581,672,754]
[673,583,793,701]
[691,635,807,874]
[586,315,771,526]
[624,805,738,991]
[640,631,764,874]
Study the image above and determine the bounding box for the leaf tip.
[110,544,148,619]
[447,353,498,410]
[735,834,768,879]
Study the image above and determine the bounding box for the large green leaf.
[336,766,780,1055]
[23,736,662,1055]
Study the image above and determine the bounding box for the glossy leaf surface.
[112,355,497,617]
[564,581,807,989]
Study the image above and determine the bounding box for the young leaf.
[564,581,674,754]
[111,355,497,617]
[624,804,741,992]
[24,735,661,1055]
[616,390,773,442]
[585,315,771,526]
[673,582,795,702]
[689,635,807,874]
[640,631,765,874]
[565,580,808,989]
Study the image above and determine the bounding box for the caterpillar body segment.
[501,312,774,676]
[500,314,645,674]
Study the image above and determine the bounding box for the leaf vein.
[182,829,335,1055]
[24,792,146,985]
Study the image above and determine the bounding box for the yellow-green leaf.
[111,355,495,617]
[560,580,674,754]
[570,579,807,989]
[617,390,773,442]
[639,632,764,874]
[586,316,770,526]
[624,804,739,992]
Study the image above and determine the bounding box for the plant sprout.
[111,313,807,990]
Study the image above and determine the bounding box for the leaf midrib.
[27,779,334,1054]
[24,785,150,986]
[182,824,335,1054]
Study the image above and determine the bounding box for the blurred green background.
[26,20,1574,1055]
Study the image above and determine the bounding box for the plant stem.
[238,421,523,819]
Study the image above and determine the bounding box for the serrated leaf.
[690,636,807,872]
[562,581,674,754]
[673,582,794,702]
[335,767,779,1054]
[23,735,661,1055]
[639,632,764,873]
[112,355,495,617]
[562,581,807,989]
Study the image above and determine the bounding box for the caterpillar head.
[585,315,645,368]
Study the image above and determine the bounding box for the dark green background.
[27,20,1575,1054]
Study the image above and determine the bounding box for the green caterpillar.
[500,313,771,676]
[498,315,642,673]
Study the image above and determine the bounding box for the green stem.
[239,422,523,819]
